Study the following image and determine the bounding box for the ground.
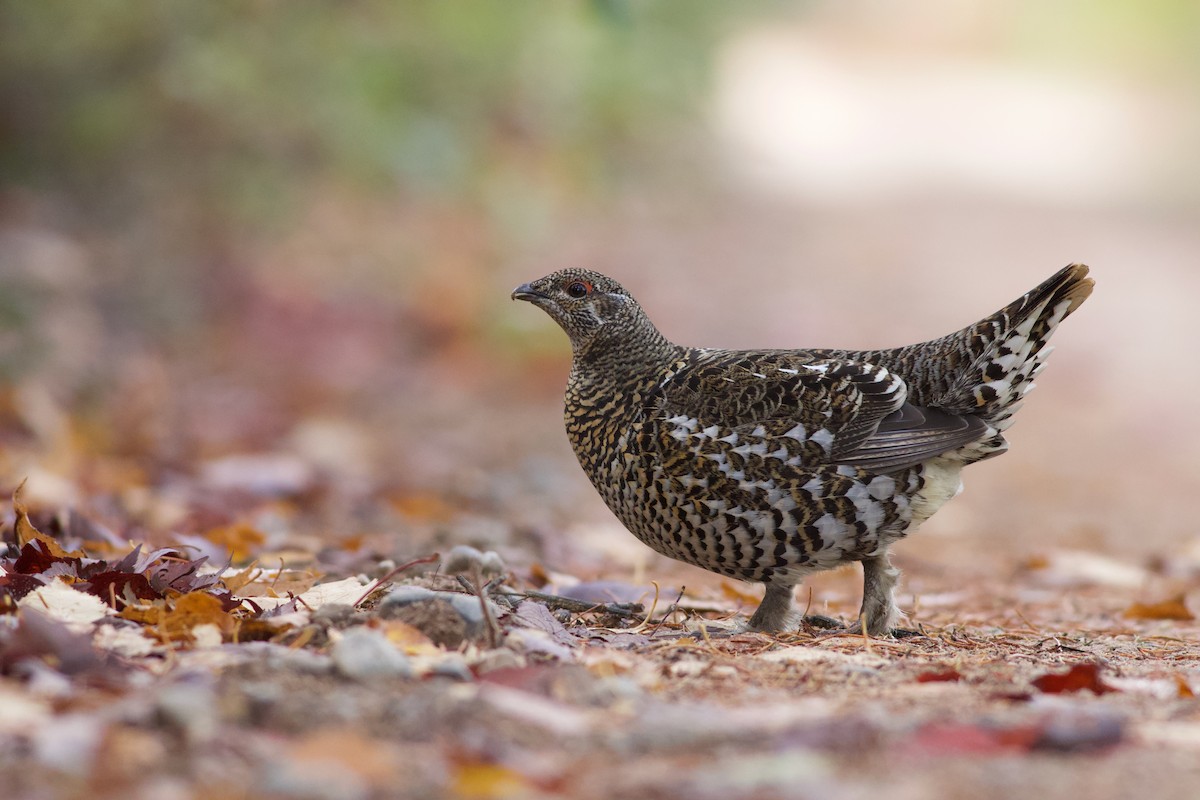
[2,189,1198,800]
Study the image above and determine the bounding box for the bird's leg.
[746,582,799,632]
[852,552,902,635]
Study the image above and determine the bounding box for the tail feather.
[953,263,1093,430]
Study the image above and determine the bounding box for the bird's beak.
[511,282,546,302]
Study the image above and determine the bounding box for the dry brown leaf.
[388,491,455,522]
[128,592,237,645]
[377,619,437,653]
[451,762,531,800]
[12,481,84,559]
[201,523,266,562]
[1123,594,1194,621]
[1176,674,1195,698]
[222,566,321,598]
[219,565,263,594]
[720,580,762,605]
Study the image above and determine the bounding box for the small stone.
[444,545,485,575]
[380,585,437,608]
[331,628,412,680]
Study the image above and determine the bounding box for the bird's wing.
[641,351,984,474]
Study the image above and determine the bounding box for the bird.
[512,265,1093,635]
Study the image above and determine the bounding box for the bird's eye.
[566,281,590,298]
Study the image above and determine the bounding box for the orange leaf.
[153,592,236,644]
[201,523,266,562]
[451,762,530,800]
[388,492,455,522]
[1176,674,1195,698]
[720,580,762,605]
[1123,595,1194,621]
[378,620,436,653]
[1031,663,1117,695]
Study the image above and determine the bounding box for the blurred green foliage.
[0,0,749,357]
[0,1,738,220]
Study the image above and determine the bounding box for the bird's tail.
[947,263,1093,432]
[817,263,1093,461]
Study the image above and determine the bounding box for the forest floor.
[3,195,1199,799]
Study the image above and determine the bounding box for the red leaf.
[80,571,160,608]
[916,668,962,683]
[910,722,1039,755]
[12,539,79,575]
[0,573,46,602]
[1031,663,1117,695]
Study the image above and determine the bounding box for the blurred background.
[1,1,1198,583]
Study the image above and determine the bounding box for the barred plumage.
[513,265,1093,634]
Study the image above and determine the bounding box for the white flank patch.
[814,513,846,542]
[810,428,835,451]
[667,415,699,432]
[867,475,897,500]
[777,367,799,375]
[782,423,808,442]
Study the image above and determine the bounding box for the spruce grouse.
[513,265,1093,635]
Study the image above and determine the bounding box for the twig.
[629,581,662,633]
[647,585,686,637]
[697,618,717,653]
[353,553,441,607]
[456,574,501,649]
[494,590,643,619]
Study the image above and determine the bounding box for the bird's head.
[511,269,646,352]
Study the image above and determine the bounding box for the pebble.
[443,544,507,577]
[330,628,413,680]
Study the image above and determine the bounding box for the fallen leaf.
[378,619,437,653]
[13,482,85,559]
[1031,663,1117,695]
[451,761,531,800]
[388,491,455,522]
[1123,594,1194,621]
[18,579,112,629]
[1176,674,1195,698]
[909,722,1040,755]
[201,523,267,563]
[720,580,762,605]
[79,570,158,609]
[916,668,962,683]
[145,591,236,645]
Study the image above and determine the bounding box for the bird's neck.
[568,320,681,398]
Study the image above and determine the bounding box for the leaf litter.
[2,483,1200,799]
